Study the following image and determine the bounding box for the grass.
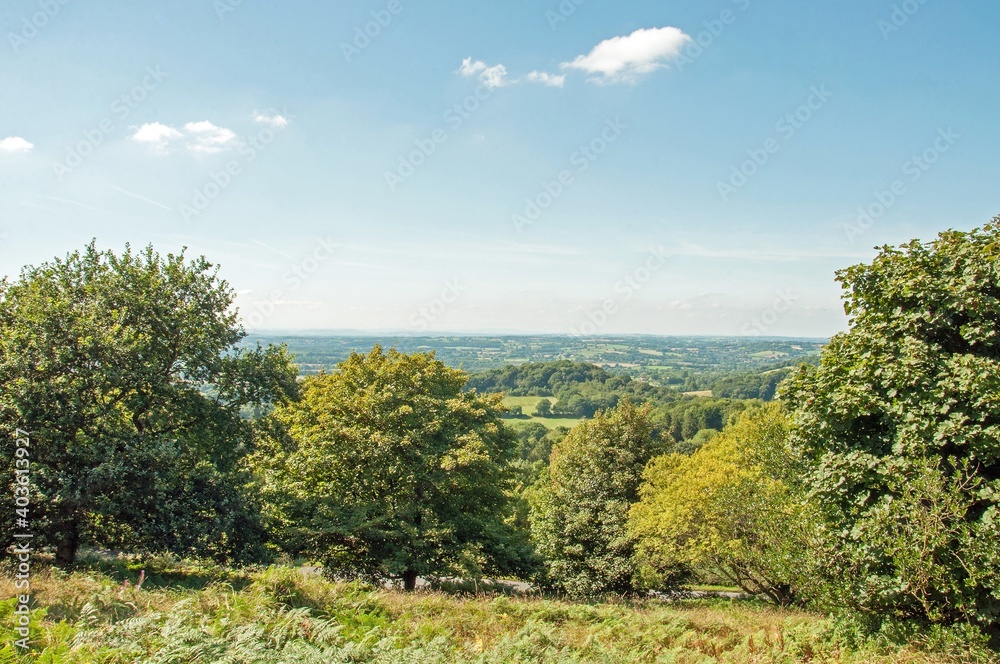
[503,396,583,430]
[0,559,988,663]
[502,396,550,415]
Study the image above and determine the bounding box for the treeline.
[466,360,677,418]
[468,359,751,448]
[708,367,791,400]
[2,219,1000,653]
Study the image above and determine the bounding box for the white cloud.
[458,57,511,89]
[254,112,289,128]
[132,120,240,155]
[459,58,487,77]
[131,122,183,152]
[561,26,691,83]
[0,136,34,153]
[526,71,566,88]
[184,121,237,154]
[480,64,509,89]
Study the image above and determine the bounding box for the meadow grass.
[0,559,988,663]
[502,396,583,430]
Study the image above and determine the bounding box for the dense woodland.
[2,218,1000,659]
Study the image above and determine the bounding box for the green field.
[502,396,583,430]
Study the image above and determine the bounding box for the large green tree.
[630,403,815,605]
[254,346,533,590]
[0,243,298,566]
[785,220,1000,641]
[529,399,660,597]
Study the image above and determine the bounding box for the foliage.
[466,360,616,397]
[466,360,681,420]
[0,562,989,663]
[655,397,750,446]
[528,400,663,597]
[507,421,567,465]
[0,242,298,566]
[630,403,816,605]
[504,405,524,417]
[784,220,1000,643]
[253,346,535,589]
[711,367,793,401]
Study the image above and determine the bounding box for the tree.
[254,346,533,590]
[504,405,524,418]
[529,399,660,596]
[535,398,553,417]
[784,220,1000,641]
[508,421,566,464]
[0,243,298,566]
[630,404,815,605]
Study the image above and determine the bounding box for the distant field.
[502,396,582,430]
[502,396,547,415]
[683,390,714,398]
[248,334,827,375]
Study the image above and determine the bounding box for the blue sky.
[1,0,998,336]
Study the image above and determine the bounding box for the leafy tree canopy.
[529,399,661,597]
[785,220,1000,642]
[630,403,815,605]
[0,242,298,566]
[254,346,534,589]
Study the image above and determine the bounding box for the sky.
[1,0,998,337]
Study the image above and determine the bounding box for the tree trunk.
[402,569,418,591]
[54,518,80,568]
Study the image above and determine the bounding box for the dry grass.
[0,560,990,663]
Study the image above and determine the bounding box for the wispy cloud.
[184,121,237,154]
[458,58,568,90]
[246,237,295,260]
[458,26,690,90]
[663,242,871,262]
[131,122,183,153]
[131,120,239,155]
[459,58,511,89]
[254,112,289,128]
[107,184,171,211]
[39,195,117,215]
[0,136,35,153]
[561,26,691,83]
[526,71,566,88]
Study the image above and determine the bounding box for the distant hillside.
[245,334,825,378]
